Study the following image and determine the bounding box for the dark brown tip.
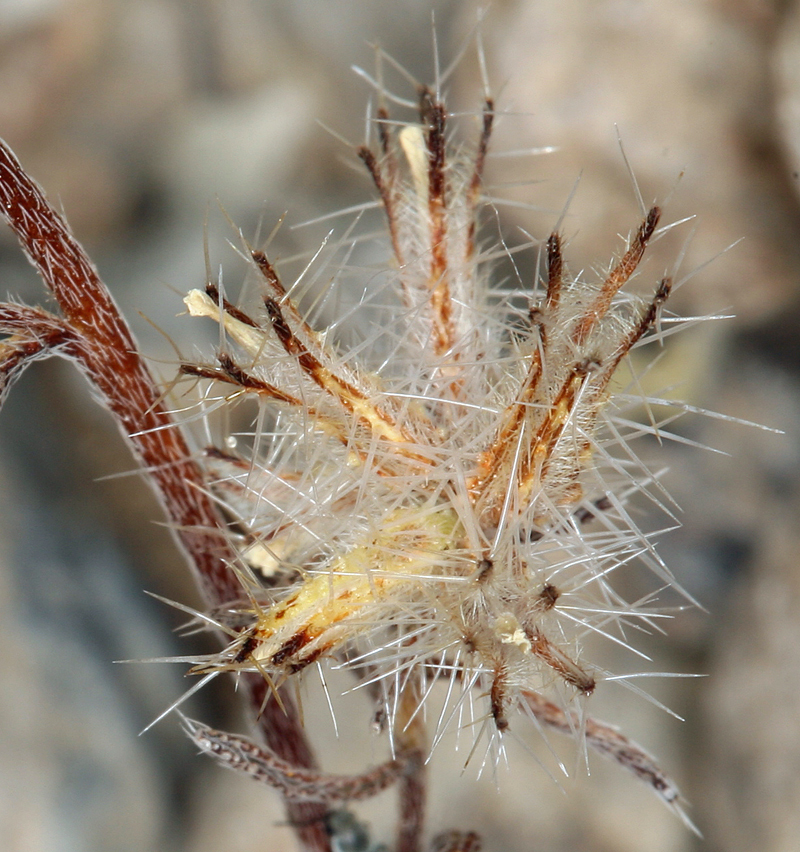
[476,558,494,582]
[639,206,661,245]
[538,584,560,611]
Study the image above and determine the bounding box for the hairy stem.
[395,677,428,852]
[0,139,332,852]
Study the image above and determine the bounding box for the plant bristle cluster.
[180,81,682,793]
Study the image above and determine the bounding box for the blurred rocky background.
[1,1,799,850]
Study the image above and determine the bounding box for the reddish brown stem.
[248,677,333,850]
[395,679,428,852]
[397,754,426,852]
[0,140,232,604]
[429,832,482,852]
[0,139,331,852]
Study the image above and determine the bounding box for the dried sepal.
[522,691,695,829]
[183,717,419,804]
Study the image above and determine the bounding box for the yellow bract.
[250,506,461,665]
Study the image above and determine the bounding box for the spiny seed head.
[181,80,683,763]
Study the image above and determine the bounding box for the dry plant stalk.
[0,46,705,852]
